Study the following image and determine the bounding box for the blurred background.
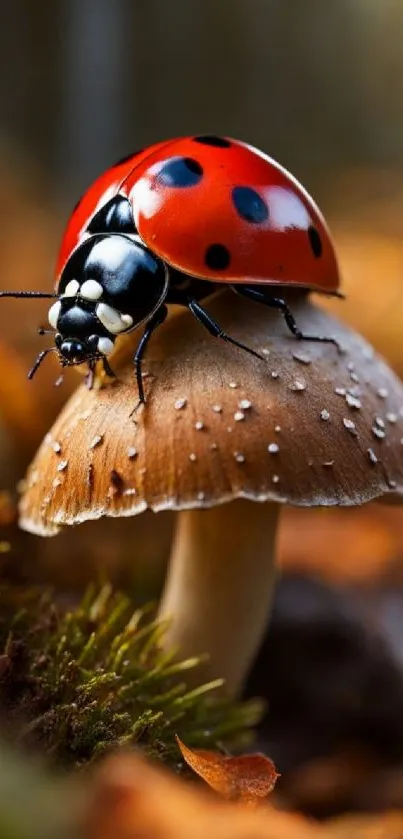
[1,0,403,821]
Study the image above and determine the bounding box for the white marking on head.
[121,314,134,328]
[96,302,129,334]
[80,279,103,300]
[97,337,115,355]
[63,279,80,297]
[48,301,61,329]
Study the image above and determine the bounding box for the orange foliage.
[84,752,403,839]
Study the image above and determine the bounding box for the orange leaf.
[176,736,279,804]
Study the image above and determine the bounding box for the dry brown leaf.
[85,752,318,839]
[84,751,403,839]
[176,736,279,803]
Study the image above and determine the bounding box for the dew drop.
[89,434,103,449]
[346,394,361,409]
[268,443,280,454]
[290,379,306,392]
[293,352,311,365]
[372,426,386,440]
[343,418,357,435]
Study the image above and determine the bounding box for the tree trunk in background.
[131,0,246,143]
[0,0,59,168]
[2,1,403,201]
[55,0,136,206]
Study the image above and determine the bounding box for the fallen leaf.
[85,752,313,839]
[176,736,279,803]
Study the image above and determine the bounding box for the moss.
[0,584,262,769]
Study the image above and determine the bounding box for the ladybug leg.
[233,286,341,351]
[102,357,116,379]
[187,299,263,360]
[133,305,168,404]
[27,347,58,380]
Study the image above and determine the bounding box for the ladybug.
[0,135,341,403]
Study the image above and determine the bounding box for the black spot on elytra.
[205,243,231,271]
[87,196,137,235]
[232,186,269,224]
[308,226,322,258]
[156,157,203,188]
[112,150,143,167]
[194,135,231,148]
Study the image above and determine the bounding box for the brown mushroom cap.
[19,289,403,535]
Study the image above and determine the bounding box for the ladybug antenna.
[28,347,58,381]
[0,291,57,299]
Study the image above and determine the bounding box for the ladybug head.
[57,338,86,364]
[54,331,109,367]
[48,233,169,368]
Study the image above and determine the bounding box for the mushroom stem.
[157,500,279,697]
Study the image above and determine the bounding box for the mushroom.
[19,289,403,695]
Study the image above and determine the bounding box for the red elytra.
[56,135,341,295]
[56,140,169,280]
